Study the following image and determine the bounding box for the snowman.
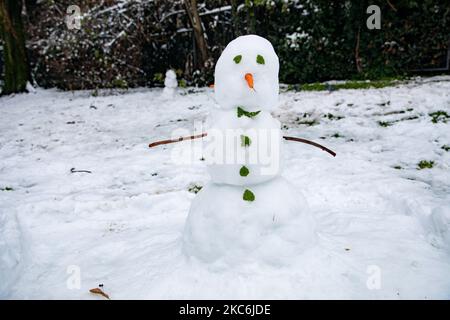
[182,35,317,264]
[162,69,178,98]
[149,35,335,264]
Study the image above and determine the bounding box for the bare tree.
[231,0,240,37]
[183,0,209,70]
[0,0,29,94]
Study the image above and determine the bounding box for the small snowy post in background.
[162,70,178,98]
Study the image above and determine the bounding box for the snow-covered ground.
[1,77,450,299]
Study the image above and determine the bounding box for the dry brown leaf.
[89,287,110,300]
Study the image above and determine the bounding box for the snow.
[1,77,450,299]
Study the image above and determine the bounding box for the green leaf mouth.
[237,106,261,118]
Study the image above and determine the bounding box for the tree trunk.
[245,0,256,34]
[349,0,368,74]
[355,27,362,73]
[0,0,29,95]
[231,0,240,37]
[183,0,209,70]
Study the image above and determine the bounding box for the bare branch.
[148,133,336,157]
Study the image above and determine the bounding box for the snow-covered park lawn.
[1,77,450,299]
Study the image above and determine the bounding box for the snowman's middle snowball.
[205,108,283,186]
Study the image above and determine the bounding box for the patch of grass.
[111,78,128,89]
[393,165,403,170]
[441,145,450,152]
[178,79,187,88]
[377,101,391,107]
[299,83,327,91]
[291,114,318,126]
[153,72,164,84]
[332,133,343,138]
[378,115,419,127]
[298,119,318,126]
[383,110,405,116]
[324,113,344,120]
[401,115,419,121]
[378,121,393,127]
[417,160,434,170]
[298,79,398,91]
[1,186,14,191]
[188,184,203,194]
[429,111,449,124]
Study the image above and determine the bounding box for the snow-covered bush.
[27,0,148,90]
[23,0,450,90]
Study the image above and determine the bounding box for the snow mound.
[183,177,316,265]
[1,77,450,298]
[429,206,450,251]
[0,210,22,296]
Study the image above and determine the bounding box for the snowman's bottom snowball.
[162,87,176,98]
[183,177,316,265]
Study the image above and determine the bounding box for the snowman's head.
[214,35,279,111]
[165,69,176,79]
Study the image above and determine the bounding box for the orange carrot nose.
[244,73,254,89]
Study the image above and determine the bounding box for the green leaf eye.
[233,55,242,64]
[256,54,265,64]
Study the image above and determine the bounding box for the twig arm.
[282,136,336,157]
[148,133,207,148]
[148,132,336,157]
